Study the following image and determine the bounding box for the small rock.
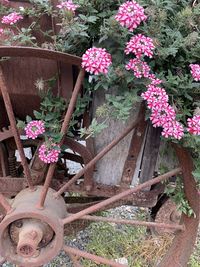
[115,257,129,265]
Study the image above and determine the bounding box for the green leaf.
[17,120,26,129]
[33,111,42,120]
[26,115,32,123]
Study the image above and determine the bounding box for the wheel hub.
[0,186,66,266]
[10,218,54,258]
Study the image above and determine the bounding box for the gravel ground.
[1,206,200,267]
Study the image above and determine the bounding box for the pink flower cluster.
[115,1,147,31]
[115,0,184,140]
[80,1,198,140]
[1,12,23,25]
[125,58,150,78]
[162,121,184,139]
[150,106,176,127]
[25,120,45,139]
[142,85,169,111]
[190,64,200,81]
[57,0,79,13]
[39,143,60,164]
[148,74,163,85]
[82,47,112,75]
[125,34,155,58]
[187,115,200,135]
[141,84,184,139]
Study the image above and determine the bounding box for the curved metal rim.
[0,146,199,266]
[0,46,82,66]
[159,144,200,267]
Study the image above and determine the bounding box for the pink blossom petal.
[82,47,112,75]
[2,12,23,25]
[125,34,155,58]
[25,120,45,139]
[115,1,147,31]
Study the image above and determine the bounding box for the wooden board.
[92,88,141,186]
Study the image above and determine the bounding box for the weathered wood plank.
[92,89,141,186]
[139,122,162,187]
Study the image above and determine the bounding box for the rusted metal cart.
[0,0,199,266]
[0,45,199,267]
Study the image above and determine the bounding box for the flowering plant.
[0,0,200,190]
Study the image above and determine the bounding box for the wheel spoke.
[63,245,126,267]
[76,214,185,231]
[62,168,181,225]
[0,67,34,190]
[37,69,85,209]
[68,253,83,267]
[54,104,145,199]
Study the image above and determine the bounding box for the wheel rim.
[0,144,198,267]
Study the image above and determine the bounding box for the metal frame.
[0,46,199,267]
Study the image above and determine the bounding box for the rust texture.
[0,142,9,177]
[37,68,85,209]
[68,254,83,267]
[121,107,146,186]
[0,126,13,141]
[0,46,82,66]
[63,245,125,267]
[0,186,66,267]
[75,214,185,231]
[159,145,200,267]
[154,199,181,234]
[62,168,182,225]
[0,177,163,208]
[63,137,94,191]
[54,109,144,198]
[67,182,164,207]
[0,67,34,190]
[0,41,198,267]
[0,193,12,214]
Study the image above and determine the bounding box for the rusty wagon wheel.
[0,47,199,267]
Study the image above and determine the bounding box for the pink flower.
[1,12,23,25]
[25,120,45,139]
[82,47,112,75]
[125,34,155,58]
[187,115,200,135]
[141,85,168,111]
[150,105,176,127]
[39,143,60,164]
[115,0,147,31]
[190,64,200,81]
[0,28,4,35]
[148,74,163,85]
[57,0,79,13]
[162,120,184,140]
[125,58,150,78]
